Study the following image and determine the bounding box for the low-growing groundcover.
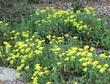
[0,7,110,84]
[7,7,110,49]
[1,31,110,84]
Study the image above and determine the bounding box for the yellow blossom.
[79,58,85,62]
[25,48,31,53]
[21,58,26,63]
[74,80,78,84]
[30,43,35,47]
[87,52,92,57]
[16,41,26,49]
[103,64,109,68]
[82,62,88,66]
[57,62,61,65]
[38,72,44,76]
[25,65,29,70]
[90,47,95,52]
[10,60,14,65]
[83,68,87,72]
[97,65,102,69]
[108,69,110,72]
[84,45,89,50]
[46,81,52,84]
[92,61,99,67]
[64,57,69,61]
[99,67,106,73]
[99,53,107,59]
[46,35,51,40]
[0,21,3,24]
[35,64,42,71]
[16,64,25,71]
[16,73,21,78]
[22,32,29,38]
[3,42,11,49]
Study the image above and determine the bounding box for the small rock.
[0,67,25,84]
[0,67,16,81]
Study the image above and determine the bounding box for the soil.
[0,0,35,22]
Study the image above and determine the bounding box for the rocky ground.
[84,0,110,24]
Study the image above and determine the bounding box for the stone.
[0,67,16,81]
[0,67,25,84]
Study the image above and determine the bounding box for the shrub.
[1,30,110,83]
[1,30,79,83]
[1,1,110,83]
[12,7,110,49]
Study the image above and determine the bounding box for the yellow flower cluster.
[1,6,110,83]
[3,42,11,49]
[4,31,45,82]
[32,7,98,37]
[2,27,110,83]
[84,7,95,15]
[22,31,29,38]
[51,44,110,74]
[32,64,48,84]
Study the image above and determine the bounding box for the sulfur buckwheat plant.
[1,6,110,84]
[13,7,110,49]
[0,30,110,83]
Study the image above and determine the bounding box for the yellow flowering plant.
[1,6,110,84]
[1,29,110,83]
[6,7,109,50]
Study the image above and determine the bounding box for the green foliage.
[101,34,110,49]
[1,5,110,83]
[71,0,83,11]
[16,7,110,49]
[28,0,40,3]
[1,7,110,49]
[0,21,9,32]
[1,31,110,83]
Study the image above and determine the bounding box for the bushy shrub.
[1,6,110,83]
[14,7,110,49]
[1,30,110,83]
[0,0,110,84]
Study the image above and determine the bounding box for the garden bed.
[1,0,110,84]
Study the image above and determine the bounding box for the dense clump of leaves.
[1,31,110,83]
[1,6,110,84]
[11,7,110,49]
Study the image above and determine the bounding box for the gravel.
[81,0,110,24]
